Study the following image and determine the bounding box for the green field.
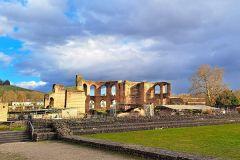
[84,124,240,160]
[0,125,26,132]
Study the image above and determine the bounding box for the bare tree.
[190,64,226,106]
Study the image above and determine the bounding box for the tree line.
[190,64,240,108]
[0,79,11,85]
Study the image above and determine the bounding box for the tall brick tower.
[76,74,84,91]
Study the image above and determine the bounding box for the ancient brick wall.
[44,74,172,113]
[49,84,66,109]
[44,94,50,108]
[62,108,78,118]
[0,103,8,121]
[78,76,171,112]
[169,97,206,105]
[124,81,143,105]
[65,90,86,114]
[44,84,66,109]
[80,80,119,111]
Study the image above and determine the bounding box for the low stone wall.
[31,113,240,128]
[0,131,31,143]
[72,119,240,135]
[32,119,54,129]
[31,120,57,141]
[31,113,240,140]
[57,113,240,127]
[32,132,57,141]
[61,135,216,160]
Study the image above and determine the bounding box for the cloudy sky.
[0,0,240,93]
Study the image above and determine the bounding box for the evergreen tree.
[3,80,10,85]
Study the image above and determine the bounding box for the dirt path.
[0,141,140,160]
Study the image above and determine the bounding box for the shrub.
[216,90,240,108]
[3,80,10,85]
[0,121,26,131]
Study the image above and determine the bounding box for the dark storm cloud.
[1,0,240,93]
[75,0,211,40]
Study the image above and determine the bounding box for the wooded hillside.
[0,85,44,103]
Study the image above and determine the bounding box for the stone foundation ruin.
[44,75,172,116]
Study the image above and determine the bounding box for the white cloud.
[1,0,240,93]
[19,36,158,79]
[0,16,12,35]
[0,52,12,66]
[0,0,77,44]
[18,35,195,85]
[15,81,47,89]
[0,0,235,45]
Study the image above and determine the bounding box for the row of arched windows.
[88,85,116,96]
[86,84,167,96]
[154,85,168,94]
[89,100,116,109]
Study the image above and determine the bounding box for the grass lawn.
[0,125,26,132]
[84,124,240,160]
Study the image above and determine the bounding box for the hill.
[0,85,45,103]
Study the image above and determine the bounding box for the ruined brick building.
[44,75,172,115]
[0,102,8,121]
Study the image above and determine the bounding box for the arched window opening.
[90,85,96,96]
[154,85,161,94]
[100,100,106,108]
[163,85,167,94]
[111,85,116,96]
[83,84,88,95]
[89,100,95,109]
[111,100,116,108]
[100,85,107,96]
[49,97,54,108]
